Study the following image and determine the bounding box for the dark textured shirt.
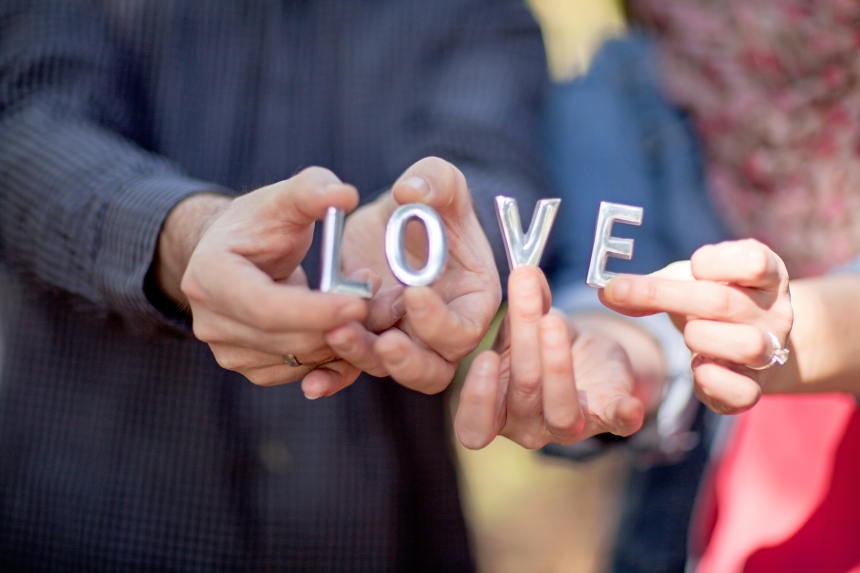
[0,1,547,571]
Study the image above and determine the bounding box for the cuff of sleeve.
[96,173,231,332]
[551,283,700,465]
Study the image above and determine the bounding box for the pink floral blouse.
[632,0,860,277]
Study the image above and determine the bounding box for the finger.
[208,343,287,372]
[208,342,342,387]
[400,287,492,362]
[240,364,310,386]
[391,157,470,215]
[193,309,331,357]
[569,332,643,438]
[301,360,362,399]
[455,351,504,450]
[259,167,360,228]
[684,320,774,369]
[374,329,456,394]
[507,267,551,408]
[187,254,368,332]
[391,157,499,283]
[325,322,389,377]
[601,274,761,323]
[692,355,761,415]
[599,395,645,437]
[691,239,786,290]
[650,260,694,281]
[365,284,405,333]
[538,315,584,442]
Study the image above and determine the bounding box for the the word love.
[318,199,643,297]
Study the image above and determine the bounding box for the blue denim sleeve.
[542,33,727,289]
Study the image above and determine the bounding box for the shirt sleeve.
[0,1,229,329]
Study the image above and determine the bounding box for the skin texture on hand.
[154,159,501,400]
[156,167,373,396]
[600,239,794,415]
[322,157,502,396]
[454,266,644,451]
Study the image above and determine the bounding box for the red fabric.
[696,394,860,573]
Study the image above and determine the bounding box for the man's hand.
[323,157,502,395]
[156,167,372,396]
[454,267,644,450]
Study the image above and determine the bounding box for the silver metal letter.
[320,206,373,298]
[495,196,561,271]
[385,203,448,287]
[586,201,644,288]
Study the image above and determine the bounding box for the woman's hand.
[454,266,644,450]
[600,239,793,415]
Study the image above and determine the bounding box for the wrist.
[154,193,231,306]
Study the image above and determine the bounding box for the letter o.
[384,204,448,287]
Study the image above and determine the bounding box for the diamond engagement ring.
[747,331,790,371]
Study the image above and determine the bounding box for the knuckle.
[694,372,761,415]
[180,274,206,304]
[741,331,769,363]
[192,321,218,343]
[213,353,242,372]
[546,412,582,437]
[518,435,548,451]
[249,308,280,332]
[284,338,320,358]
[417,378,451,396]
[639,279,659,307]
[296,165,337,186]
[244,370,272,387]
[710,288,738,319]
[543,360,569,378]
[516,372,542,394]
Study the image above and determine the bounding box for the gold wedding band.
[284,354,339,370]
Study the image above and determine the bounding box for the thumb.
[260,166,360,229]
[391,157,471,218]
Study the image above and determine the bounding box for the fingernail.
[304,391,322,400]
[392,296,406,320]
[401,176,431,199]
[691,354,705,370]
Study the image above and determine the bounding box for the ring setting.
[748,332,789,371]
